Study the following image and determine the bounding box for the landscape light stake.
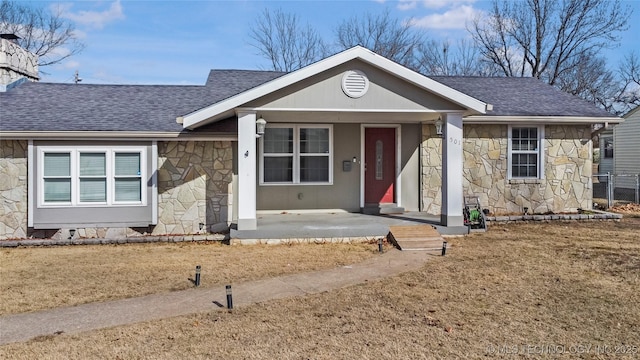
[378,238,383,253]
[195,265,201,287]
[226,285,233,310]
[441,241,447,256]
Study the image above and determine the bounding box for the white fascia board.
[0,131,237,141]
[463,116,623,124]
[353,50,488,114]
[182,46,489,129]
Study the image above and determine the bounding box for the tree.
[417,39,492,76]
[0,0,84,67]
[249,8,328,72]
[334,9,425,71]
[617,52,640,111]
[555,50,619,112]
[469,0,631,86]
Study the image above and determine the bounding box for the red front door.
[365,128,396,204]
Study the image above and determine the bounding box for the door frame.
[360,124,402,208]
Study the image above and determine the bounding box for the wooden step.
[388,225,447,252]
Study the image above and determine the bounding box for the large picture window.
[260,125,332,184]
[508,126,544,179]
[39,147,145,206]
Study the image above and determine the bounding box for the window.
[261,125,332,184]
[39,147,146,206]
[603,137,613,158]
[508,126,544,179]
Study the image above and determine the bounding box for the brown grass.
[2,219,639,359]
[0,242,380,315]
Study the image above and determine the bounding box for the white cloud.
[396,0,476,11]
[420,0,476,9]
[398,0,418,10]
[57,1,125,29]
[61,60,80,70]
[410,5,482,29]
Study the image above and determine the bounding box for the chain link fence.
[592,173,640,208]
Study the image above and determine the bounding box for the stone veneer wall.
[421,124,593,215]
[155,141,233,235]
[0,140,28,239]
[420,123,443,214]
[0,140,234,240]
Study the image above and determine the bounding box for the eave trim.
[0,131,238,141]
[182,46,488,129]
[462,116,622,124]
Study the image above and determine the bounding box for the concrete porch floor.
[230,212,469,239]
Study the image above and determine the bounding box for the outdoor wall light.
[434,117,443,136]
[256,117,267,137]
[68,229,76,239]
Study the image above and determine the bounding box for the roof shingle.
[430,76,614,118]
[1,70,614,133]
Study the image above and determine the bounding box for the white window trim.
[38,146,147,207]
[259,124,333,186]
[507,125,545,180]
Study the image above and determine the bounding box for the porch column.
[237,110,258,230]
[441,112,464,227]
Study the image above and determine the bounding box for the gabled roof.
[182,46,489,129]
[0,70,283,133]
[623,105,640,119]
[431,76,616,118]
[1,47,622,135]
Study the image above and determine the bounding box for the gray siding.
[400,123,421,211]
[257,123,361,211]
[614,108,640,189]
[33,141,154,229]
[256,123,421,212]
[247,60,464,112]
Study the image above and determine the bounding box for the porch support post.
[237,110,258,230]
[441,112,464,227]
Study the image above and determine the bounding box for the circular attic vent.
[341,70,369,98]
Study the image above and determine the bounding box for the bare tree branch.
[470,0,630,85]
[0,0,84,67]
[334,9,425,71]
[417,39,494,76]
[249,8,328,72]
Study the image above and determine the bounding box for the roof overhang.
[462,115,623,125]
[182,46,489,130]
[0,131,237,141]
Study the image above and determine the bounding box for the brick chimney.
[0,34,39,89]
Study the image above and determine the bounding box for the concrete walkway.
[0,248,433,345]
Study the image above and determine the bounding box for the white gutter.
[462,116,623,124]
[0,131,237,141]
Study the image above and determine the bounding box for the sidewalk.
[0,248,433,345]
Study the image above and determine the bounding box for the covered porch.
[181,46,491,233]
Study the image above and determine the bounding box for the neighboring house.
[614,106,640,190]
[598,128,614,177]
[0,39,621,240]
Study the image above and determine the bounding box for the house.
[0,38,621,240]
[613,106,640,191]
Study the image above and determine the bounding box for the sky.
[19,0,640,85]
